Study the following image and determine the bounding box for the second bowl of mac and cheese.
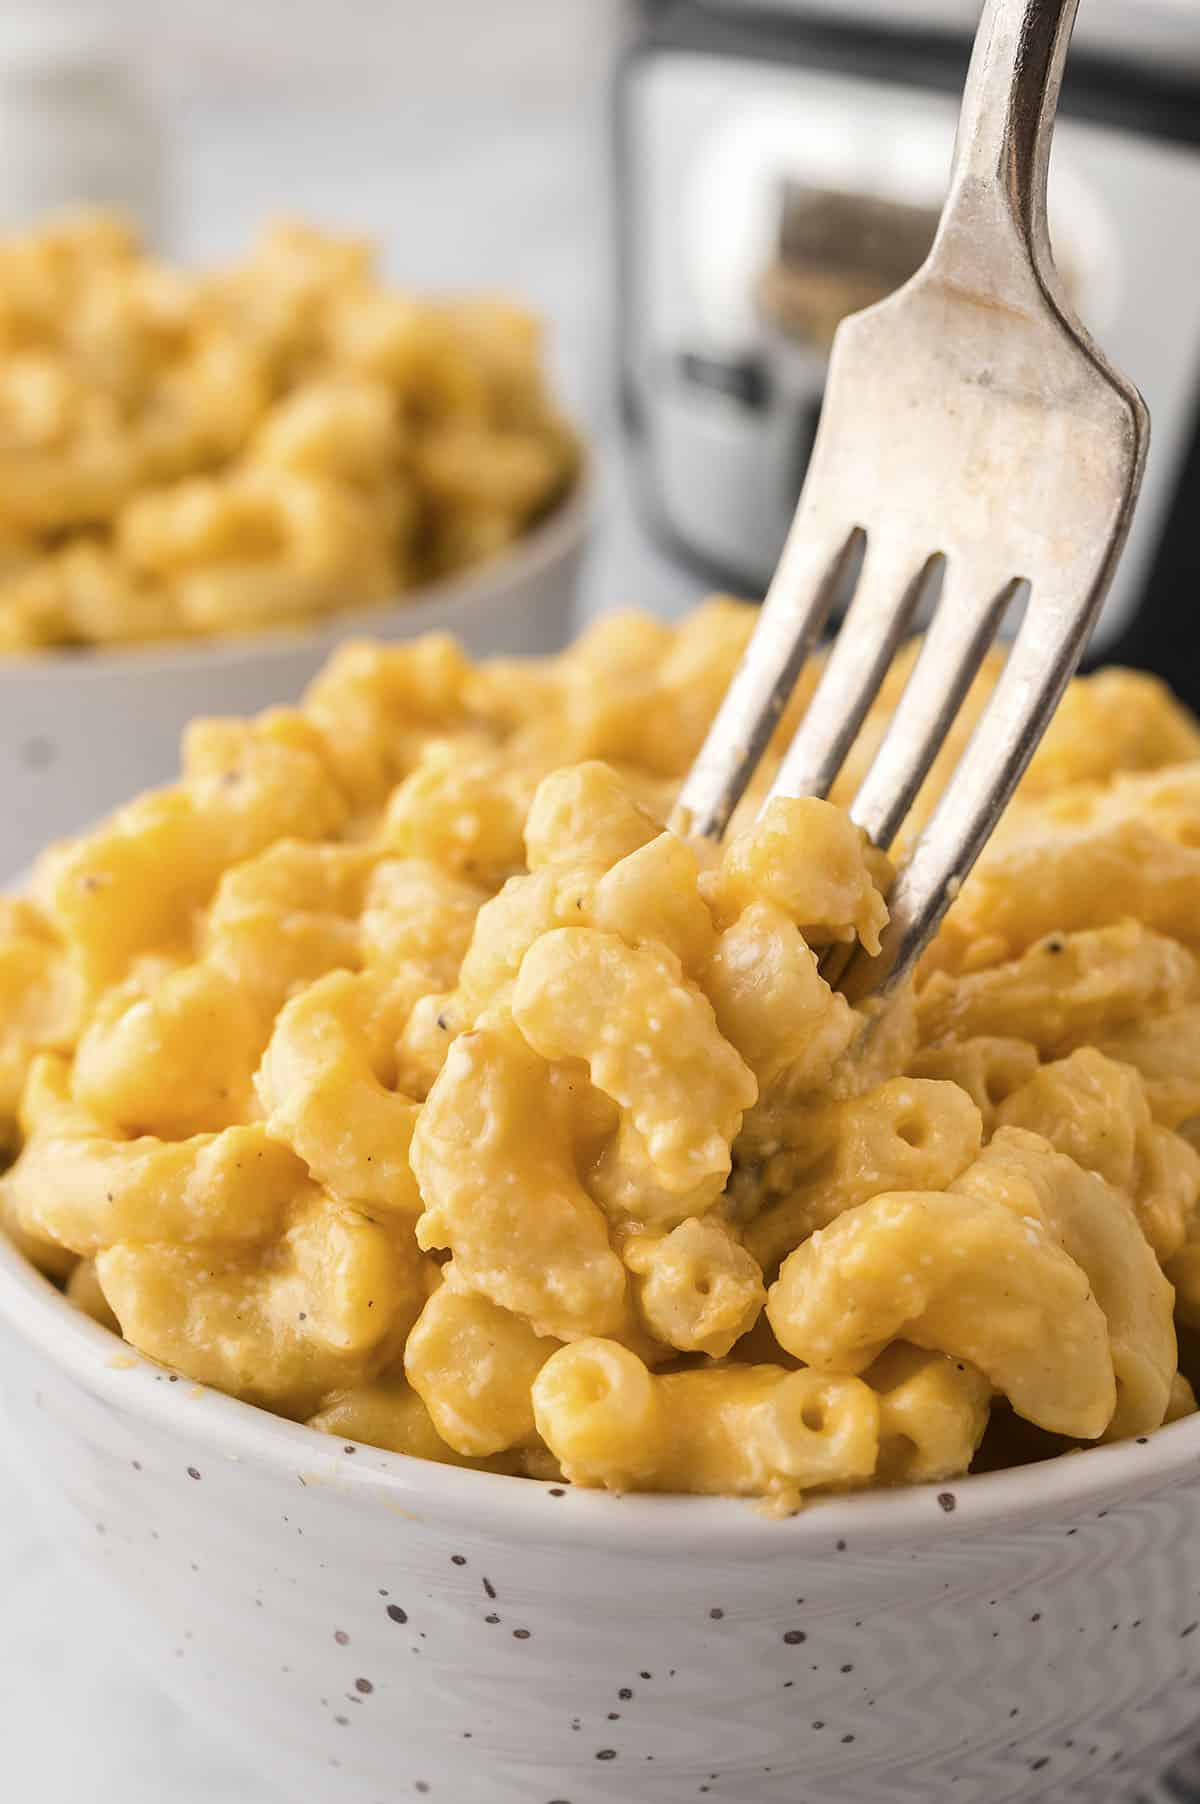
[2,600,1200,1799]
[0,212,586,873]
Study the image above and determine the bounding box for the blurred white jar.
[0,9,166,240]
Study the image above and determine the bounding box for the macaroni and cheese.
[0,213,576,651]
[3,600,1200,1508]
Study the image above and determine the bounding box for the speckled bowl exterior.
[1,1235,1199,1803]
[0,478,588,883]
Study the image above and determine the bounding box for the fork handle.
[932,0,1079,293]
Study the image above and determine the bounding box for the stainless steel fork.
[671,0,1148,1001]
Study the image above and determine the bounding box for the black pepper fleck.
[485,1614,500,1625]
[355,1678,373,1695]
[513,1629,531,1640]
[937,1492,956,1513]
[483,1577,497,1599]
[386,1605,408,1624]
[618,1688,633,1700]
[1031,1758,1049,1772]
[595,1750,617,1761]
[783,1630,807,1645]
[1182,1622,1199,1638]
[22,736,55,769]
[451,1555,467,1566]
[709,1607,724,1620]
[334,1630,350,1646]
[186,1466,201,1480]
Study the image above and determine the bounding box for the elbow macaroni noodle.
[3,599,1200,1506]
[0,213,576,651]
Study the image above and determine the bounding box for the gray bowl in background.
[0,476,589,879]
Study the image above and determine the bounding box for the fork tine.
[847,573,1021,853]
[670,525,863,842]
[838,587,1102,1003]
[766,540,940,807]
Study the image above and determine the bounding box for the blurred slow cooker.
[615,0,1200,699]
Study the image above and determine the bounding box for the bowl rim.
[0,467,590,682]
[3,1227,1198,1557]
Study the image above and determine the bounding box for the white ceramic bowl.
[1,1230,1198,1803]
[0,478,588,882]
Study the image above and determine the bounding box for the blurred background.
[6,0,1200,666]
[0,0,703,629]
[620,0,1200,688]
[2,2,1200,1798]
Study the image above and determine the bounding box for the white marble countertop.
[0,6,708,1799]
